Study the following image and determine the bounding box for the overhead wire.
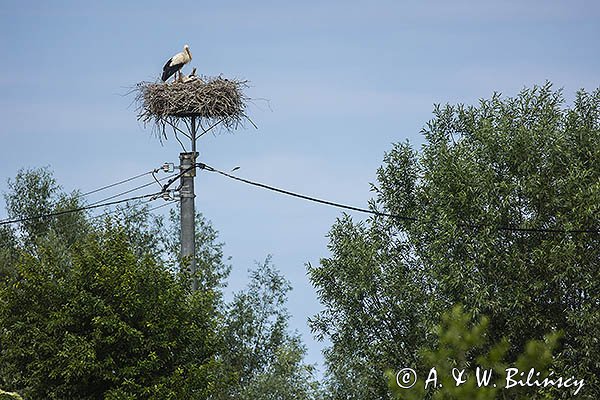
[157,164,197,195]
[0,166,177,228]
[87,173,176,207]
[0,200,177,249]
[80,170,153,197]
[0,193,161,227]
[80,198,177,228]
[197,162,416,222]
[78,197,176,226]
[1,162,596,235]
[198,163,600,235]
[0,168,158,224]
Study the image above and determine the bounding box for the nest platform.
[135,77,249,137]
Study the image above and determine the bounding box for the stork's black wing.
[162,58,182,82]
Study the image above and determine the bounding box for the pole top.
[179,151,199,160]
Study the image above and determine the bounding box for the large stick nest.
[135,77,250,138]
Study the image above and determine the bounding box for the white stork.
[161,44,192,82]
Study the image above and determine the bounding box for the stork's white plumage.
[162,44,192,82]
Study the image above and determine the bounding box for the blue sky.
[1,0,599,373]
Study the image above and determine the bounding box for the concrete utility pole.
[180,116,198,291]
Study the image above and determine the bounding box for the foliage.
[0,389,23,400]
[1,167,90,284]
[3,167,89,248]
[164,208,231,297]
[109,202,168,260]
[0,225,19,279]
[386,305,562,400]
[309,83,600,399]
[0,222,220,399]
[219,257,322,400]
[0,168,319,399]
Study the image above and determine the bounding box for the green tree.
[0,388,23,400]
[1,167,90,280]
[1,168,320,399]
[164,208,231,297]
[0,169,226,398]
[309,83,600,399]
[4,167,89,248]
[0,221,220,399]
[386,305,562,400]
[0,225,19,279]
[220,257,322,400]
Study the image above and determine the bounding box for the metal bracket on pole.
[180,152,198,179]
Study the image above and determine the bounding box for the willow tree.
[310,83,600,399]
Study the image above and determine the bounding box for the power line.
[0,174,175,225]
[0,167,173,224]
[79,164,174,198]
[158,165,198,195]
[146,200,177,213]
[81,170,153,197]
[0,168,177,227]
[80,198,176,225]
[0,192,160,227]
[2,162,596,235]
[0,198,176,248]
[87,173,176,207]
[199,163,599,235]
[198,163,416,222]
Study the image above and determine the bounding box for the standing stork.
[161,44,192,82]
